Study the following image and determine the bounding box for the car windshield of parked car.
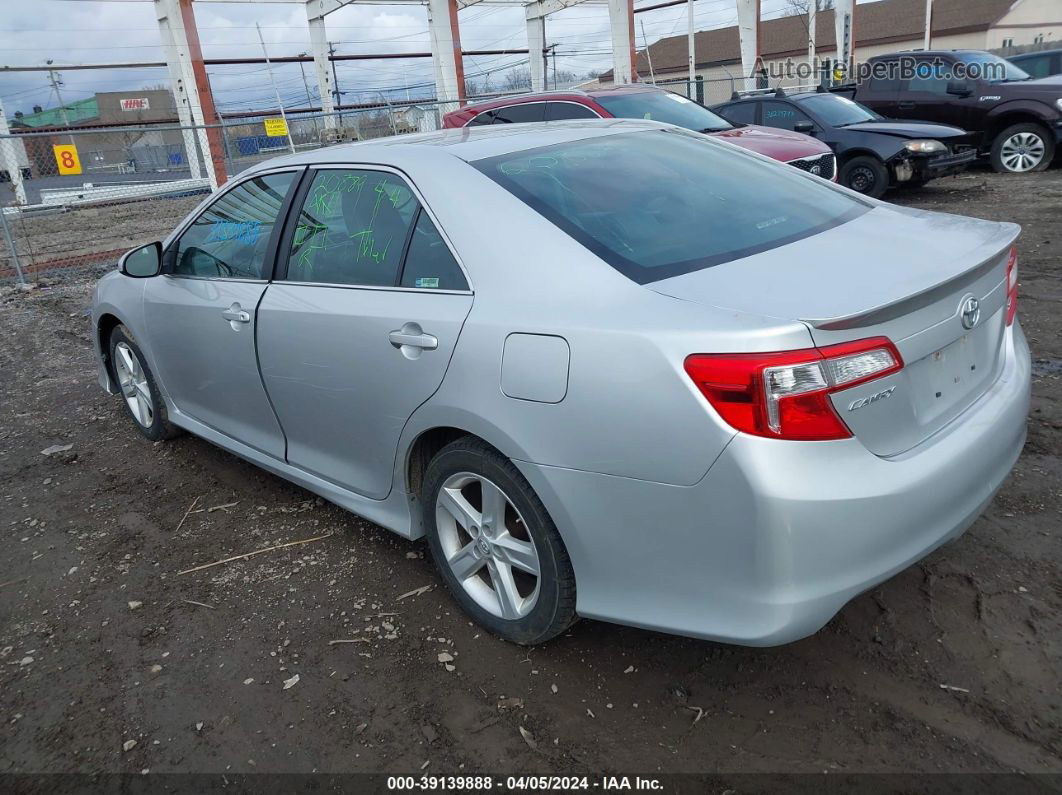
[473,129,868,283]
[594,91,734,133]
[797,94,881,126]
[959,52,1031,82]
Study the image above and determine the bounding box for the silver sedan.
[91,120,1030,645]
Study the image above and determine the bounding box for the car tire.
[108,325,180,442]
[422,437,577,645]
[991,123,1054,173]
[839,155,889,198]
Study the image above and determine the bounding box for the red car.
[443,84,837,179]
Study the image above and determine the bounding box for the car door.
[857,71,900,118]
[143,169,301,459]
[894,58,965,126]
[256,166,473,499]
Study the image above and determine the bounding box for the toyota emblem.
[960,296,980,330]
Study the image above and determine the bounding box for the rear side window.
[467,110,495,126]
[400,211,467,290]
[473,129,867,284]
[171,172,295,279]
[718,102,757,124]
[490,103,546,124]
[285,169,418,286]
[546,102,598,121]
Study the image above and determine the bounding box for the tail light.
[1005,246,1018,326]
[684,337,903,441]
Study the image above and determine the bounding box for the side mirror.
[946,80,971,97]
[119,242,162,278]
[794,121,816,134]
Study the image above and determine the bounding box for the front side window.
[796,94,881,126]
[285,169,418,286]
[718,102,757,124]
[594,90,733,133]
[473,130,867,284]
[905,63,950,94]
[171,172,296,279]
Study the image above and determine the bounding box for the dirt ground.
[0,168,1060,786]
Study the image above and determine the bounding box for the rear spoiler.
[802,225,1020,331]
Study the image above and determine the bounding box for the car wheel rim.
[1000,132,1045,172]
[849,166,876,193]
[114,341,154,428]
[435,472,541,620]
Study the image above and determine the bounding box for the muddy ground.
[0,168,1060,787]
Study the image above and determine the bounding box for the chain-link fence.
[0,98,470,286]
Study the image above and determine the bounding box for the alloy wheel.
[1000,132,1046,172]
[114,341,154,428]
[435,472,541,620]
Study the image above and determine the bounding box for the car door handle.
[389,329,438,350]
[221,304,251,324]
[898,101,916,110]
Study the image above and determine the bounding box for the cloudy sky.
[1,0,832,116]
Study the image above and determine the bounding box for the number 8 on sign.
[53,144,82,176]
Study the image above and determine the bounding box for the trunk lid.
[650,205,1019,456]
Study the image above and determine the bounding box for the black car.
[712,89,977,198]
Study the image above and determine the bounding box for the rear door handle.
[222,304,251,324]
[389,330,438,350]
[389,323,438,358]
[898,101,916,110]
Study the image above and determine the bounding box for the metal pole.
[687,0,695,91]
[297,54,320,137]
[329,42,343,124]
[923,0,933,50]
[0,206,26,286]
[640,20,656,84]
[257,23,296,155]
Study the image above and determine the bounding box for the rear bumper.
[517,322,1031,645]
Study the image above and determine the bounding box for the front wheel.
[423,437,577,645]
[839,155,889,199]
[991,124,1054,173]
[108,325,180,442]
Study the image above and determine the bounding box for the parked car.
[835,50,1062,173]
[92,120,1030,646]
[712,88,976,198]
[1007,48,1062,79]
[443,85,837,178]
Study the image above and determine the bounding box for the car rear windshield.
[594,91,733,133]
[472,129,868,284]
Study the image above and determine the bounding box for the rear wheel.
[423,437,576,645]
[108,325,180,442]
[991,123,1054,173]
[839,155,889,199]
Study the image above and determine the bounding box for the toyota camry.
[91,120,1030,645]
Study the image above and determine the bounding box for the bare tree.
[782,0,834,16]
[502,67,532,92]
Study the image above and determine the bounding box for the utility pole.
[46,61,76,146]
[923,0,933,50]
[297,52,319,136]
[256,23,295,155]
[808,1,817,79]
[328,41,343,123]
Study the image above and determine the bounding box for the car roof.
[456,83,663,114]
[1009,48,1062,59]
[243,118,671,173]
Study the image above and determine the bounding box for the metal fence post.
[0,206,26,286]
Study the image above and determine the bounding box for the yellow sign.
[264,117,288,137]
[53,144,82,176]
